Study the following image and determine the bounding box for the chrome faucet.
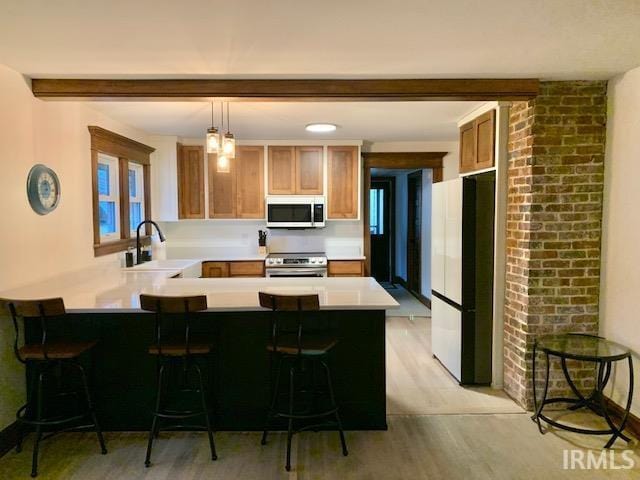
[136,220,166,264]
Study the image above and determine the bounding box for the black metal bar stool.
[2,297,106,477]
[259,292,348,471]
[140,294,217,467]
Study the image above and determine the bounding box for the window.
[89,126,155,257]
[369,188,384,235]
[98,154,120,241]
[129,163,145,235]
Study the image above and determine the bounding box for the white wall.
[0,63,155,429]
[600,64,640,417]
[421,169,433,298]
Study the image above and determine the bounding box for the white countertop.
[0,264,398,313]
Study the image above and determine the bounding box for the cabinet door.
[445,179,463,304]
[327,146,359,219]
[236,146,265,219]
[295,146,323,194]
[459,121,476,174]
[228,261,265,277]
[268,146,295,195]
[202,261,229,278]
[431,182,446,294]
[177,144,205,219]
[209,153,237,218]
[328,260,364,277]
[475,110,495,171]
[431,296,462,382]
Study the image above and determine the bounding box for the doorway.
[370,177,395,283]
[406,171,422,296]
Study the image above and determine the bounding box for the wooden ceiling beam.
[31,78,539,101]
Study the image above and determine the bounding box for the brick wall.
[504,81,607,409]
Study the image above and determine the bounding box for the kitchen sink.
[124,259,202,278]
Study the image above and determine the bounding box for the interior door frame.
[362,152,446,277]
[406,170,423,296]
[369,176,396,283]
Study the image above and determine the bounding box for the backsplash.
[158,220,363,259]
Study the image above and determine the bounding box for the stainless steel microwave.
[265,196,325,228]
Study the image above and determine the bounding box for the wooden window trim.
[89,126,155,257]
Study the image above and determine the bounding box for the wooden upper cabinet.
[459,121,476,174]
[268,146,323,195]
[236,146,265,218]
[208,153,237,218]
[295,146,323,194]
[177,143,205,219]
[475,110,496,170]
[327,146,359,219]
[268,146,296,194]
[459,110,495,174]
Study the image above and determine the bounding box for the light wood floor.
[1,316,637,479]
[386,316,523,415]
[0,415,637,479]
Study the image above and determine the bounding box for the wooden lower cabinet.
[228,261,265,277]
[328,260,364,277]
[201,261,229,278]
[202,260,265,278]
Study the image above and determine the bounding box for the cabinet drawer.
[202,261,229,278]
[229,261,265,277]
[328,260,364,277]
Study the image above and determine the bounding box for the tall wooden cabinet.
[209,146,264,219]
[236,146,265,218]
[268,146,322,195]
[327,146,359,219]
[177,143,205,219]
[459,110,495,174]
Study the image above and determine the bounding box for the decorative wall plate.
[27,164,60,215]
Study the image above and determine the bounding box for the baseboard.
[392,276,431,309]
[0,421,26,459]
[415,293,432,309]
[604,396,640,441]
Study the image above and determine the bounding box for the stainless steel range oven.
[265,253,328,277]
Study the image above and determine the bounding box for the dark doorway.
[407,171,422,295]
[370,177,395,283]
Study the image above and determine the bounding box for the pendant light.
[216,102,231,173]
[205,102,220,154]
[222,102,236,159]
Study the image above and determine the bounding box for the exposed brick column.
[504,81,607,409]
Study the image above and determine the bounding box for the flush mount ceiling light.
[305,123,337,133]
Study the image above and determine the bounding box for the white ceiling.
[87,101,483,141]
[0,1,639,80]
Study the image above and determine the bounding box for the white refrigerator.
[431,173,495,384]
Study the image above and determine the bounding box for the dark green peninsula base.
[26,309,387,431]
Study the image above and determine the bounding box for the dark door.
[370,178,394,282]
[407,171,422,295]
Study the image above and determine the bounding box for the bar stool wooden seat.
[140,294,217,467]
[2,297,106,478]
[259,292,348,471]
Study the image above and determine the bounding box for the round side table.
[531,333,634,448]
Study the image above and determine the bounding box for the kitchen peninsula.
[0,262,398,431]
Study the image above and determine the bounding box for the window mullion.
[119,157,130,239]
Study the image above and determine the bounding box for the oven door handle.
[266,268,327,275]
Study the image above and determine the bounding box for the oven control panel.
[265,256,327,267]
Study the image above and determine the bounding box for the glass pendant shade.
[206,127,220,154]
[222,133,236,158]
[217,153,230,173]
